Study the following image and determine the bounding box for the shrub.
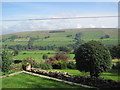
[75,40,112,77]
[54,53,68,61]
[51,60,67,69]
[112,62,120,69]
[58,46,71,53]
[11,63,23,71]
[67,62,76,69]
[14,60,22,64]
[2,47,13,72]
[13,49,19,56]
[42,54,48,59]
[22,57,35,68]
[33,62,52,70]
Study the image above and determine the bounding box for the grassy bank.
[2,73,86,88]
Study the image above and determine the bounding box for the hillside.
[2,28,118,47]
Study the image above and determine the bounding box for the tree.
[13,49,19,56]
[42,54,48,59]
[58,46,71,53]
[75,40,112,77]
[108,44,120,59]
[2,47,13,72]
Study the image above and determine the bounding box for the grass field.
[2,73,86,88]
[49,69,120,81]
[13,54,75,60]
[19,50,57,54]
[13,50,75,60]
[2,28,118,46]
[13,54,55,60]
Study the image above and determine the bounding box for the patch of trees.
[74,33,82,40]
[9,35,19,40]
[44,36,50,39]
[13,49,19,56]
[49,31,65,33]
[75,40,112,77]
[100,35,110,39]
[58,46,71,53]
[6,45,58,50]
[2,46,13,72]
[66,35,72,37]
[108,44,120,59]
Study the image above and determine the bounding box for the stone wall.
[28,68,120,88]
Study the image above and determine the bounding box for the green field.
[13,53,75,60]
[13,54,55,60]
[2,28,119,46]
[2,73,86,88]
[49,69,120,81]
[13,50,75,60]
[19,50,57,54]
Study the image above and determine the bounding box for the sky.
[2,2,118,34]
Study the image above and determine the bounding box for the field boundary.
[0,71,24,78]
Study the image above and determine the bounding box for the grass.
[13,50,75,60]
[2,73,86,88]
[13,54,55,60]
[2,28,118,46]
[19,50,57,54]
[49,69,120,81]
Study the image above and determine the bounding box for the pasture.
[13,50,75,60]
[2,28,119,46]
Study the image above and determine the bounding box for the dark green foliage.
[49,31,65,33]
[112,62,120,69]
[42,54,48,59]
[53,60,67,69]
[75,40,112,77]
[67,62,76,69]
[9,35,19,40]
[33,62,52,70]
[100,35,110,39]
[22,57,35,69]
[66,34,72,37]
[2,47,13,72]
[22,57,52,70]
[13,49,19,56]
[74,33,82,40]
[108,44,120,59]
[58,46,71,53]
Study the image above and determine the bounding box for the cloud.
[89,24,95,28]
[2,13,118,34]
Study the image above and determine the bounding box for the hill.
[1,28,118,48]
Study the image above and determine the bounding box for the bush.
[22,57,35,68]
[42,54,48,59]
[112,62,120,69]
[33,62,52,70]
[14,60,22,64]
[67,62,76,69]
[54,53,68,61]
[52,60,67,69]
[58,46,71,53]
[11,63,23,71]
[75,40,112,77]
[13,50,19,56]
[2,47,13,72]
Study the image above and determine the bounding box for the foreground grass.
[49,69,119,81]
[2,73,86,88]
